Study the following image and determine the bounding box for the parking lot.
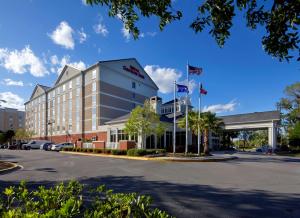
[1,149,300,218]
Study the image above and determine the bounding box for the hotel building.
[0,107,25,132]
[25,58,159,144]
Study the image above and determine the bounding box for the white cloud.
[144,65,197,94]
[94,22,108,37]
[144,65,182,94]
[0,92,25,111]
[203,100,238,114]
[121,25,131,41]
[49,21,75,49]
[81,0,87,5]
[78,28,87,43]
[2,78,24,86]
[0,46,48,77]
[50,55,86,74]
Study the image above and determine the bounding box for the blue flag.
[177,84,189,93]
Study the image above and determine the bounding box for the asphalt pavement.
[0,150,300,218]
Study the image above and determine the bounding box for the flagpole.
[198,82,201,156]
[185,61,189,155]
[173,80,176,154]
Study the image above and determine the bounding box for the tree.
[200,112,224,155]
[124,100,164,149]
[178,111,223,155]
[86,0,300,62]
[248,130,268,147]
[5,130,15,145]
[288,122,300,148]
[277,82,300,129]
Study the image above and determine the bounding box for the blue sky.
[0,0,299,115]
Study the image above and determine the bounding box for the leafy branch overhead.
[86,0,300,62]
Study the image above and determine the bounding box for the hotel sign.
[123,65,145,79]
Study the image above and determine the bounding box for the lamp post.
[47,119,55,142]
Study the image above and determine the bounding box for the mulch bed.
[0,161,14,170]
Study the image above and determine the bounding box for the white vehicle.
[51,142,74,151]
[23,140,51,150]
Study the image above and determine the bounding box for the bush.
[87,148,94,153]
[127,149,166,156]
[111,149,127,155]
[104,149,112,154]
[0,181,172,217]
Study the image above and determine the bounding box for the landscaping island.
[61,148,238,162]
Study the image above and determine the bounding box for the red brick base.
[33,131,107,145]
[119,140,136,150]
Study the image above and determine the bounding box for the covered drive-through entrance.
[220,111,280,150]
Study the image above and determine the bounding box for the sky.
[0,0,299,115]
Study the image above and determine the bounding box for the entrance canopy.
[219,111,280,149]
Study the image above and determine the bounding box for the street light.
[47,119,55,142]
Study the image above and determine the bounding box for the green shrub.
[87,148,94,153]
[111,149,127,155]
[127,149,166,156]
[104,149,112,154]
[82,148,88,152]
[0,181,172,217]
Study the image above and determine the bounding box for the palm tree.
[178,111,223,155]
[200,112,224,155]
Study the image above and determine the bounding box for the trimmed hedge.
[127,149,166,156]
[111,149,127,155]
[62,147,166,157]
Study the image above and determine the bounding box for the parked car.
[8,144,17,150]
[256,145,271,153]
[23,140,51,150]
[51,142,74,151]
[0,144,8,149]
[40,142,54,151]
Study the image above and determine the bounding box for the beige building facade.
[0,108,25,132]
[25,58,158,143]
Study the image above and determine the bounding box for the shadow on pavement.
[0,175,299,218]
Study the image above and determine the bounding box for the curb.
[60,151,155,161]
[0,161,21,175]
[60,151,238,162]
[157,156,238,162]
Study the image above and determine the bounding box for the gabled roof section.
[30,84,50,100]
[54,65,82,86]
[98,58,159,90]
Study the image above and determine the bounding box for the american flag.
[188,65,202,75]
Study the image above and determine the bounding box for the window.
[132,81,136,89]
[92,70,96,79]
[110,130,117,142]
[76,77,80,86]
[69,92,72,99]
[76,88,80,97]
[63,84,66,92]
[132,93,135,99]
[92,107,96,131]
[63,94,66,102]
[69,81,72,89]
[92,94,96,107]
[117,130,128,142]
[92,82,96,92]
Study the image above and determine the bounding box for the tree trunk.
[204,129,210,155]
